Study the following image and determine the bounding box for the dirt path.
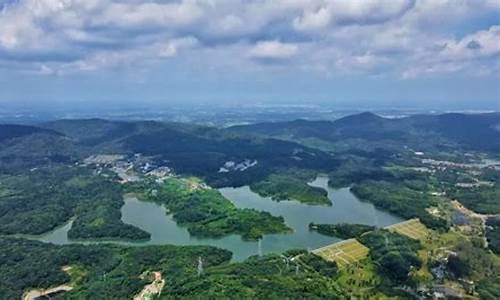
[23,266,74,300]
[451,200,491,221]
[451,200,500,248]
[134,271,165,300]
[23,285,73,300]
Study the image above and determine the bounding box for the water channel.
[34,176,403,261]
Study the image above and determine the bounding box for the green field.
[313,239,369,268]
[385,219,429,241]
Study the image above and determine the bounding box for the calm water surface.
[34,176,402,261]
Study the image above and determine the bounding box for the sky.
[0,0,499,111]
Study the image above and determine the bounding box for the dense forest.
[0,166,149,240]
[165,250,339,298]
[0,237,231,299]
[0,238,345,299]
[309,223,375,239]
[358,230,422,285]
[229,112,500,153]
[448,186,500,215]
[486,217,500,254]
[351,180,448,230]
[249,169,330,205]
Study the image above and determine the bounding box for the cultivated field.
[385,219,428,241]
[313,239,369,268]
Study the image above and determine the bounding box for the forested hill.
[0,124,77,171]
[227,112,500,152]
[1,112,498,184]
[0,124,61,142]
[1,119,338,186]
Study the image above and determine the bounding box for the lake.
[34,176,402,261]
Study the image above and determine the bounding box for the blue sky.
[0,0,499,110]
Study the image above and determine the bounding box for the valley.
[1,112,499,299]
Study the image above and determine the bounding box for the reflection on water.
[33,176,403,261]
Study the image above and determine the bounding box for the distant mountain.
[227,112,407,141]
[1,112,498,183]
[0,125,77,171]
[407,113,500,151]
[228,112,500,152]
[42,119,213,145]
[22,119,337,186]
[0,124,61,143]
[43,119,149,146]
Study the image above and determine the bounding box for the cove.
[33,176,403,261]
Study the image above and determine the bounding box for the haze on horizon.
[0,0,499,111]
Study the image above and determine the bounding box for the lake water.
[33,176,402,261]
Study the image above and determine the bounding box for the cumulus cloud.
[0,0,498,78]
[442,26,500,59]
[248,41,298,61]
[402,25,500,78]
[157,37,199,58]
[293,0,415,31]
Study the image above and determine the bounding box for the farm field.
[385,219,429,241]
[313,239,369,268]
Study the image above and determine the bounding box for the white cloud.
[94,1,203,29]
[0,8,43,49]
[0,0,498,79]
[443,26,500,59]
[401,25,500,78]
[157,37,199,58]
[293,0,415,31]
[248,41,298,60]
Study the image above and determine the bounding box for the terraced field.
[312,219,429,268]
[385,219,428,241]
[313,239,369,268]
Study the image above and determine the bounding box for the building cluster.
[82,153,173,183]
[218,159,258,173]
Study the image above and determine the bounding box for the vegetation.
[66,177,150,241]
[163,251,339,299]
[126,177,291,240]
[2,114,500,298]
[0,124,61,142]
[0,237,231,299]
[249,169,330,205]
[0,238,343,299]
[125,131,338,188]
[449,240,499,281]
[327,154,396,188]
[351,180,449,230]
[0,166,149,240]
[477,277,500,300]
[229,112,500,153]
[3,118,339,188]
[309,223,375,239]
[358,230,422,284]
[448,186,500,215]
[416,227,500,299]
[486,217,500,254]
